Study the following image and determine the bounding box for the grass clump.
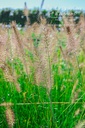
[0,14,85,128]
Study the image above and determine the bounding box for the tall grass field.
[0,14,85,128]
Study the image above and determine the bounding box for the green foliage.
[32,33,41,48]
[0,8,11,24]
[0,23,85,127]
[0,8,84,27]
[0,53,85,127]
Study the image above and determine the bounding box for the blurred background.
[0,0,85,28]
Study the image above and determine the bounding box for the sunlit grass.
[0,15,85,127]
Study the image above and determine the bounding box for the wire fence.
[0,102,85,107]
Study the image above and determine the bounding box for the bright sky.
[0,0,85,10]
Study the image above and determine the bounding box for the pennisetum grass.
[0,10,85,128]
[5,104,15,128]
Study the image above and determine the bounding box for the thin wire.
[0,102,85,107]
